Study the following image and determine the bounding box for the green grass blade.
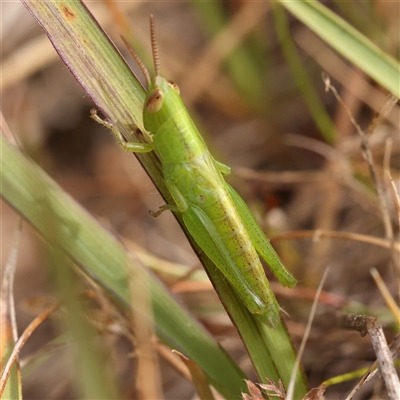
[22,0,145,132]
[278,0,400,97]
[191,1,265,108]
[0,135,246,398]
[272,3,336,143]
[206,267,308,398]
[48,244,119,399]
[258,321,307,396]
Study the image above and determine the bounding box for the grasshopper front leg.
[90,109,154,153]
[92,109,185,219]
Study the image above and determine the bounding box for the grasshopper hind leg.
[226,184,297,288]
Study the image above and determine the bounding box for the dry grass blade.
[323,75,400,293]
[181,1,270,103]
[1,220,22,344]
[365,330,400,399]
[286,269,329,400]
[382,137,400,295]
[0,219,23,399]
[341,333,400,399]
[323,75,395,241]
[272,229,400,252]
[156,343,191,381]
[383,138,400,216]
[0,303,59,397]
[342,315,400,399]
[234,166,327,185]
[295,29,400,128]
[0,111,19,148]
[370,268,400,325]
[129,257,163,400]
[1,36,58,91]
[173,351,216,400]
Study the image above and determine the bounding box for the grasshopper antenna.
[120,35,151,87]
[149,15,160,77]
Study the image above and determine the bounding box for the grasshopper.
[92,16,297,327]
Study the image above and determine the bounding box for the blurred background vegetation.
[1,1,399,399]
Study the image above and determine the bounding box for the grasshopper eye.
[167,80,180,95]
[146,89,163,113]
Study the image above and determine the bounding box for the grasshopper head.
[122,17,183,134]
[143,76,182,133]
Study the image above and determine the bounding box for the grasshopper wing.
[227,184,297,288]
[183,204,267,315]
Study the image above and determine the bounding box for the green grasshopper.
[92,17,297,327]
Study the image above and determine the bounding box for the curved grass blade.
[278,0,400,97]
